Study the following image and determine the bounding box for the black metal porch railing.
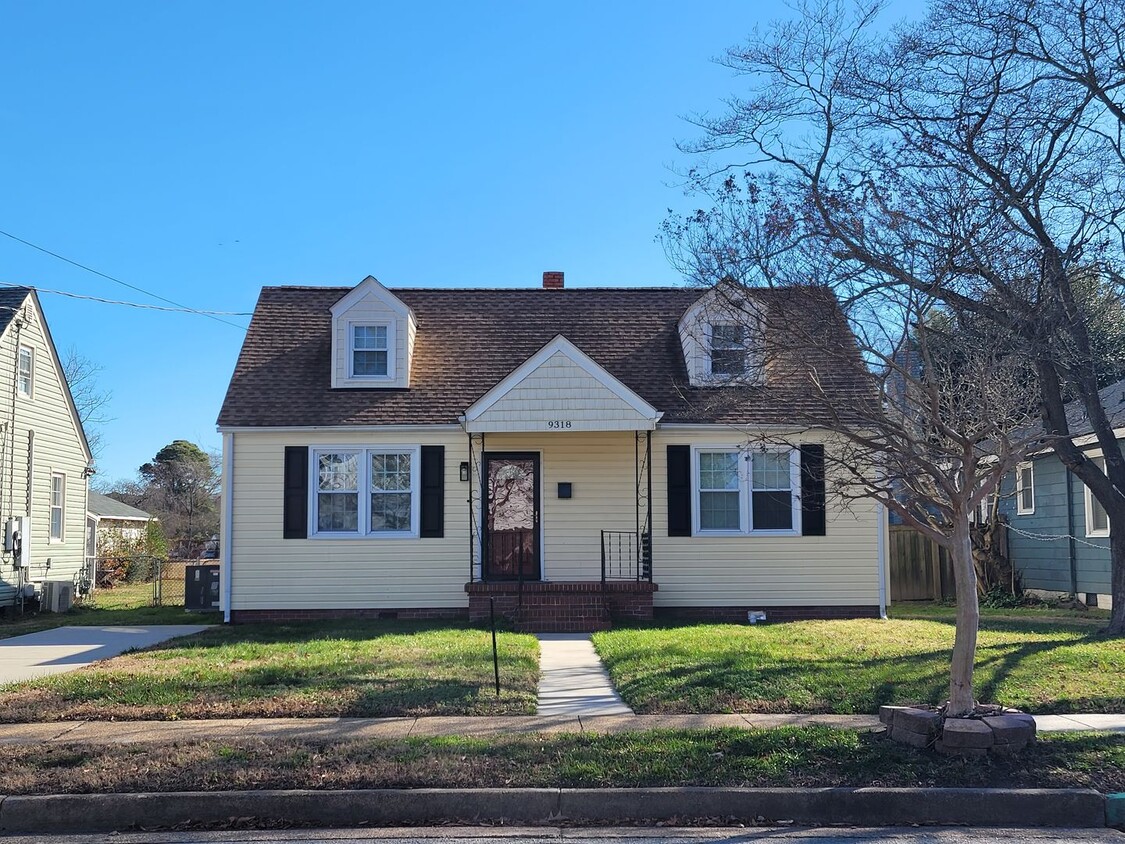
[601,530,653,583]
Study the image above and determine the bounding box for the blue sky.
[0,1,925,484]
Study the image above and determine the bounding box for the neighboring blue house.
[998,379,1124,609]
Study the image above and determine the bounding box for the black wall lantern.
[459,461,470,482]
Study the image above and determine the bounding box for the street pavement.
[0,827,1119,844]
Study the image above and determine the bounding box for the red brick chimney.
[542,271,564,290]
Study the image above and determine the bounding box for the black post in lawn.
[490,596,500,697]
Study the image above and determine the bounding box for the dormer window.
[678,288,767,387]
[349,324,392,379]
[331,277,415,389]
[709,323,747,377]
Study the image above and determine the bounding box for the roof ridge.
[261,285,697,292]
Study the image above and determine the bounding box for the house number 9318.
[546,420,573,429]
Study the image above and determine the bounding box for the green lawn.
[0,620,539,721]
[3,728,1122,794]
[592,607,1125,715]
[0,582,219,640]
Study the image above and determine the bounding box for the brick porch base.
[466,580,658,632]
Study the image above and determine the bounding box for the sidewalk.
[0,711,1121,746]
[536,633,633,716]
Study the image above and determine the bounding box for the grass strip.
[593,612,1125,715]
[0,620,539,719]
[3,728,1123,795]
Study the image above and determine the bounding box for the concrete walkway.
[535,633,632,716]
[0,712,1120,746]
[0,625,210,684]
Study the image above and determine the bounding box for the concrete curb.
[0,787,1108,833]
[1107,793,1125,828]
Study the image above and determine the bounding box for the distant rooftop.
[1064,376,1125,436]
[88,491,152,521]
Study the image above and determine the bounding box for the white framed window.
[315,450,360,533]
[17,346,33,398]
[369,451,413,532]
[1015,462,1035,515]
[50,472,64,541]
[752,450,797,530]
[707,323,747,377]
[698,450,743,532]
[1085,456,1110,537]
[310,446,418,537]
[693,446,801,535]
[348,323,393,379]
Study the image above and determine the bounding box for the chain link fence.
[95,554,188,607]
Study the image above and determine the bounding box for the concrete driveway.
[0,625,210,684]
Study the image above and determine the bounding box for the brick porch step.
[466,580,657,633]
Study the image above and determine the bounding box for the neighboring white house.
[87,491,153,555]
[217,274,887,631]
[0,288,94,609]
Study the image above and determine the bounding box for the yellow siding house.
[217,274,887,631]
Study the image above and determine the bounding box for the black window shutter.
[420,446,445,538]
[667,445,692,537]
[800,444,827,536]
[283,446,309,539]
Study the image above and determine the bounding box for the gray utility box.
[185,564,220,611]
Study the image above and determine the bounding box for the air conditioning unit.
[41,580,74,613]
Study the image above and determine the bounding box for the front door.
[483,452,541,580]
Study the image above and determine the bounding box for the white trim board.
[330,276,415,322]
[216,424,463,434]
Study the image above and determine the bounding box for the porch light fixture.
[558,482,572,499]
[459,461,470,482]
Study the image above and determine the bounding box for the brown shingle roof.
[0,287,31,337]
[217,285,871,428]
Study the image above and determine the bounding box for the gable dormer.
[678,285,765,387]
[330,276,417,389]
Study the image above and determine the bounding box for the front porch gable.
[461,335,661,433]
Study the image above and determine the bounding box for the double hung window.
[17,347,32,397]
[350,325,389,378]
[695,447,800,534]
[1086,456,1110,537]
[50,473,64,540]
[708,323,747,377]
[1015,462,1035,515]
[313,447,418,536]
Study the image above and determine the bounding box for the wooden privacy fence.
[889,524,955,602]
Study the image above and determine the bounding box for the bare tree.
[62,346,112,460]
[668,0,1125,634]
[666,205,1043,713]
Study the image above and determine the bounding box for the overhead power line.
[0,228,248,329]
[0,281,253,316]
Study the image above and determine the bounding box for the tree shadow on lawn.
[0,618,539,721]
[142,618,502,652]
[618,636,1102,714]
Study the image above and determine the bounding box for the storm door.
[482,453,541,580]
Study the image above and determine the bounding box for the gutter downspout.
[877,502,888,619]
[1065,468,1079,596]
[221,431,234,623]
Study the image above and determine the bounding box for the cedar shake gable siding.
[217,286,870,428]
